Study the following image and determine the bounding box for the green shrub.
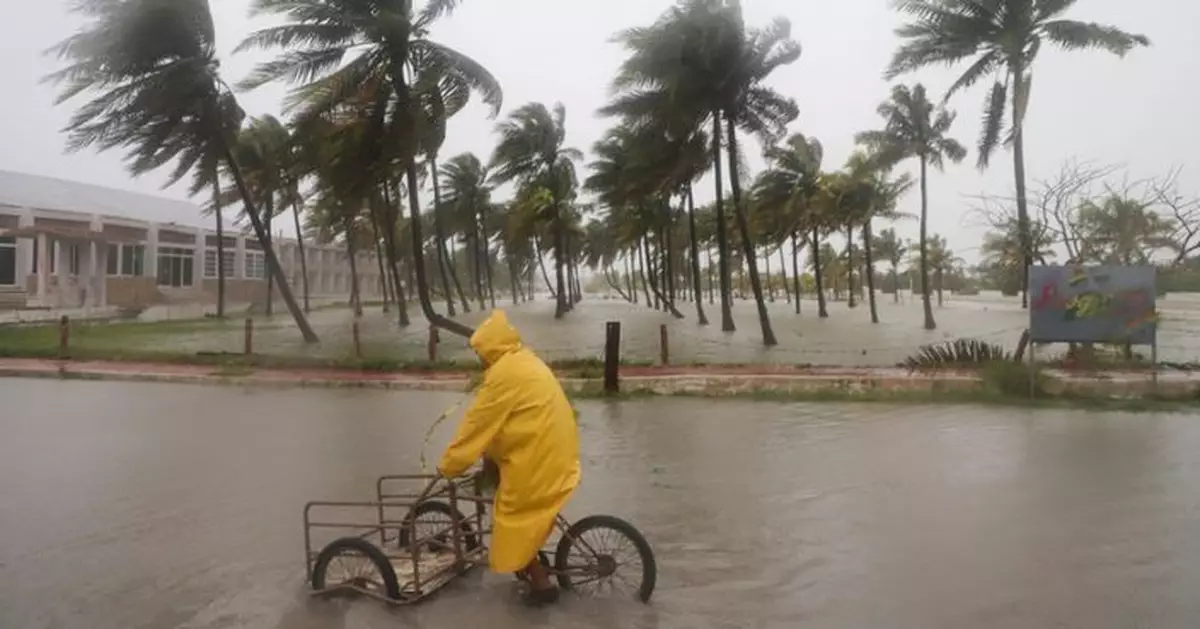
[903,338,1012,370]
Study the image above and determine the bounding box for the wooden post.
[244,318,253,355]
[1013,329,1031,363]
[603,321,621,394]
[659,323,669,366]
[427,325,439,362]
[352,318,362,359]
[58,315,69,357]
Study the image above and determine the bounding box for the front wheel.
[554,515,656,603]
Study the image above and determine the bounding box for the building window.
[0,236,15,286]
[106,244,145,277]
[157,246,194,288]
[245,251,267,280]
[203,248,235,279]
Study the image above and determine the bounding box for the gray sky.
[1,0,1196,264]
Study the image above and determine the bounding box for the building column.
[89,215,104,308]
[87,240,98,308]
[194,228,205,289]
[145,224,160,280]
[235,234,246,279]
[36,233,47,305]
[17,209,33,287]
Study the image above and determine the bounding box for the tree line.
[47,0,1148,345]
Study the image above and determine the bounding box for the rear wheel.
[554,515,656,603]
[311,537,400,600]
[397,500,480,552]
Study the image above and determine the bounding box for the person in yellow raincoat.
[437,310,580,604]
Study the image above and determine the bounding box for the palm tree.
[47,0,318,341]
[857,84,967,331]
[921,235,963,307]
[230,116,295,316]
[874,228,908,302]
[1077,195,1174,265]
[490,102,582,319]
[982,218,1057,295]
[887,0,1149,308]
[753,133,824,316]
[239,0,502,338]
[440,153,495,310]
[840,152,915,324]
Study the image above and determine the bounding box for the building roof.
[0,169,235,232]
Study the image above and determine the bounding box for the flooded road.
[4,379,1200,628]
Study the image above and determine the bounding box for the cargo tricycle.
[302,469,656,606]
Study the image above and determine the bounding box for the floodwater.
[118,292,1200,366]
[4,380,1200,628]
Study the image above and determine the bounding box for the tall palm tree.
[874,227,908,303]
[48,0,318,341]
[753,132,824,316]
[839,152,915,324]
[440,153,494,310]
[240,0,502,338]
[857,84,966,331]
[887,0,1149,307]
[490,102,582,319]
[230,116,294,316]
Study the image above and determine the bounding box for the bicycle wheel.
[396,500,480,552]
[311,537,401,600]
[554,514,656,603]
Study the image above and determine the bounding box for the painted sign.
[1028,265,1158,344]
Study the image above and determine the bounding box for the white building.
[0,170,381,310]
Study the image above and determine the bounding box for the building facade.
[0,170,380,310]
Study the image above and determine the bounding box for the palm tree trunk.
[892,264,899,303]
[376,186,410,326]
[812,228,828,318]
[707,244,715,305]
[764,251,774,302]
[937,268,945,307]
[919,156,936,330]
[265,195,274,316]
[791,232,802,315]
[725,117,776,346]
[778,247,790,304]
[212,173,225,319]
[290,197,310,313]
[427,158,459,317]
[644,237,684,318]
[863,220,879,324]
[845,225,856,309]
[480,206,496,308]
[373,238,390,312]
[637,238,653,307]
[534,236,556,298]
[472,225,485,311]
[685,184,708,325]
[644,236,660,310]
[507,255,520,305]
[403,162,474,338]
[221,146,317,343]
[624,252,636,303]
[549,185,568,318]
[710,112,735,331]
[344,221,363,318]
[1011,62,1033,310]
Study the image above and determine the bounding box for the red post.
[59,315,69,357]
[659,324,669,366]
[244,318,253,355]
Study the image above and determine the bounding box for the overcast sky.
[1,0,1196,264]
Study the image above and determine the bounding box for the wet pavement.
[4,379,1200,628]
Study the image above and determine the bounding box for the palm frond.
[976,79,1007,168]
[1041,20,1150,55]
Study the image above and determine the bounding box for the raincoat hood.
[469,310,524,366]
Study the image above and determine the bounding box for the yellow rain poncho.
[437,310,581,573]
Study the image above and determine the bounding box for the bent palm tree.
[490,102,582,319]
[857,84,966,331]
[48,0,317,341]
[753,133,824,316]
[887,0,1149,307]
[240,0,502,338]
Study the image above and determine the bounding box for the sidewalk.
[1,357,1196,399]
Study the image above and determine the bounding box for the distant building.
[0,170,379,310]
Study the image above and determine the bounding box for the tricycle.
[302,469,657,606]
